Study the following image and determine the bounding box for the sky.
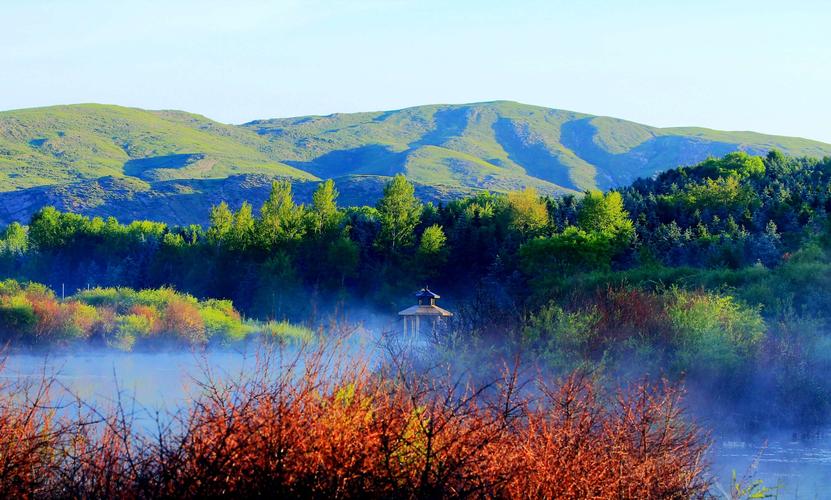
[1,0,830,142]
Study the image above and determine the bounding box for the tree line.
[5,150,831,426]
[0,151,828,322]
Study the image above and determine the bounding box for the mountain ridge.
[1,100,830,225]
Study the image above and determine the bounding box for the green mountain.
[0,103,314,190]
[1,101,829,224]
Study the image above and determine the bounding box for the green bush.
[259,320,314,343]
[0,295,36,338]
[112,313,152,350]
[523,302,600,371]
[667,289,765,375]
[201,306,250,343]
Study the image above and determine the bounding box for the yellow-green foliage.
[577,190,633,240]
[0,293,36,334]
[201,306,250,343]
[113,314,152,350]
[667,175,758,212]
[0,280,311,349]
[61,302,99,339]
[260,320,314,343]
[507,187,548,235]
[667,288,765,372]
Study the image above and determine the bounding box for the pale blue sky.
[1,0,829,142]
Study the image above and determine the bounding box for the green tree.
[578,191,627,233]
[520,227,614,277]
[577,191,635,259]
[519,192,636,293]
[326,237,359,288]
[418,224,447,256]
[231,202,256,251]
[375,174,422,255]
[309,179,343,236]
[668,176,757,213]
[416,224,448,280]
[507,187,548,236]
[258,181,306,247]
[207,202,234,246]
[28,206,64,250]
[0,222,28,255]
[698,151,766,179]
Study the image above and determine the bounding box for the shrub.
[0,279,23,296]
[259,320,314,343]
[0,346,710,498]
[0,294,36,339]
[201,306,249,343]
[668,289,765,375]
[61,301,98,339]
[113,314,152,350]
[73,287,123,310]
[159,298,206,344]
[128,304,159,333]
[29,295,63,342]
[524,303,600,370]
[0,281,300,349]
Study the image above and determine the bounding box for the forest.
[2,149,831,434]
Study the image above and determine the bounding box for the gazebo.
[398,287,453,335]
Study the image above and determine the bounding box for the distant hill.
[1,101,829,225]
[0,175,475,227]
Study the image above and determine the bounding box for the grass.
[0,103,316,190]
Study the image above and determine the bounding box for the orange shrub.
[129,304,160,333]
[159,299,206,344]
[29,295,63,342]
[0,344,711,498]
[0,371,64,498]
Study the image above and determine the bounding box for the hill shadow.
[492,118,577,190]
[409,106,473,148]
[284,145,405,178]
[124,154,205,179]
[560,118,740,188]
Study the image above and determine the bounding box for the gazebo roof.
[415,287,440,300]
[398,304,453,317]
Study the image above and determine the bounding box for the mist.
[4,314,831,498]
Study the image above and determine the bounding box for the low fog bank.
[4,314,831,496]
[1,319,389,418]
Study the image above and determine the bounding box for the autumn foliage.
[0,343,710,499]
[0,280,310,349]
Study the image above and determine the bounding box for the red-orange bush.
[0,345,711,498]
[129,304,159,331]
[0,367,66,499]
[159,299,206,343]
[592,286,670,346]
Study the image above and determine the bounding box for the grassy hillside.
[0,104,315,190]
[246,101,596,193]
[1,101,830,225]
[246,100,831,192]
